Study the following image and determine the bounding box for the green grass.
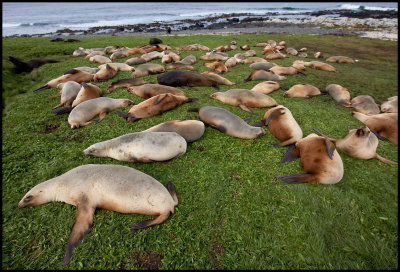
[2,33,398,270]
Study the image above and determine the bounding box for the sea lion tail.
[188,107,200,113]
[33,85,50,93]
[375,154,398,165]
[167,182,178,206]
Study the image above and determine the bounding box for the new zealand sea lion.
[265,53,287,60]
[68,97,133,128]
[157,71,225,90]
[350,95,380,115]
[18,164,178,265]
[381,96,398,113]
[93,64,118,82]
[314,126,397,165]
[286,48,298,56]
[326,56,355,64]
[243,50,257,57]
[268,65,306,76]
[33,69,94,93]
[188,106,266,139]
[240,45,250,50]
[165,63,196,71]
[72,82,103,107]
[325,84,352,107]
[106,78,151,94]
[199,54,228,61]
[110,50,130,60]
[303,61,338,73]
[131,63,165,78]
[124,57,147,66]
[89,55,112,64]
[314,52,323,59]
[244,57,268,64]
[141,51,164,62]
[292,60,307,71]
[71,67,100,74]
[98,63,135,72]
[251,81,284,94]
[200,72,236,86]
[50,81,81,109]
[249,62,277,71]
[84,132,186,162]
[225,57,239,68]
[84,50,105,60]
[244,70,286,82]
[177,54,196,65]
[204,61,228,74]
[127,84,188,99]
[8,56,60,73]
[277,133,344,184]
[210,89,278,114]
[117,93,196,122]
[351,111,398,145]
[144,120,205,142]
[253,105,303,147]
[283,84,321,98]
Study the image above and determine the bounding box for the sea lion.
[72,47,89,57]
[326,56,355,64]
[117,93,196,122]
[292,60,307,71]
[143,120,205,142]
[278,41,286,46]
[175,44,210,51]
[157,71,224,90]
[204,61,228,74]
[18,164,178,265]
[72,66,100,74]
[124,57,147,66]
[224,57,239,68]
[251,81,284,94]
[210,89,278,114]
[149,38,163,45]
[325,84,352,107]
[298,52,308,58]
[268,65,306,76]
[127,84,188,99]
[286,47,298,56]
[233,53,246,63]
[84,50,105,60]
[68,97,133,128]
[165,62,196,71]
[253,105,303,147]
[350,95,380,115]
[105,45,129,54]
[131,63,165,78]
[303,61,338,73]
[265,53,287,60]
[188,106,266,139]
[8,56,60,73]
[106,78,151,94]
[375,112,398,120]
[283,84,321,98]
[33,69,94,93]
[200,71,236,86]
[199,54,228,61]
[50,81,82,109]
[277,133,344,184]
[93,64,118,83]
[72,82,103,107]
[177,54,197,65]
[255,42,268,47]
[381,96,398,113]
[262,45,277,55]
[243,50,257,57]
[351,111,398,145]
[84,132,186,162]
[314,52,323,59]
[89,55,112,64]
[244,70,286,82]
[98,63,135,72]
[249,62,277,71]
[141,51,164,62]
[244,57,268,64]
[298,47,307,52]
[314,126,397,165]
[240,45,250,50]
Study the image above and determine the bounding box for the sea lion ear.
[324,139,336,160]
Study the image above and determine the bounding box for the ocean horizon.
[2,2,398,37]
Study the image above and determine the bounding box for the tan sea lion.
[326,56,355,64]
[298,47,307,52]
[244,70,286,82]
[243,50,257,57]
[72,66,100,74]
[18,164,178,265]
[204,61,228,74]
[381,96,398,113]
[201,71,236,86]
[110,50,130,60]
[117,93,196,122]
[314,126,397,165]
[249,62,277,71]
[351,111,398,145]
[188,106,266,139]
[84,50,105,60]
[177,54,197,65]
[131,63,165,78]
[253,105,303,147]
[50,81,82,109]
[144,120,205,142]
[175,44,210,51]
[240,45,250,50]
[233,53,246,63]
[105,45,129,54]
[292,60,307,71]
[298,52,308,58]
[244,57,268,64]
[93,64,118,82]
[268,65,306,76]
[106,78,151,94]
[165,62,196,71]
[251,81,283,94]
[127,84,188,99]
[350,95,380,115]
[283,84,321,98]
[210,89,278,114]
[124,56,147,66]
[265,53,287,60]
[89,55,112,64]
[141,51,164,62]
[98,63,135,72]
[255,42,268,47]
[33,69,94,92]
[314,52,323,59]
[71,82,103,107]
[303,61,338,73]
[199,54,228,61]
[325,84,352,107]
[68,97,133,128]
[84,132,186,162]
[277,133,344,184]
[225,57,239,68]
[286,47,298,56]
[262,45,278,55]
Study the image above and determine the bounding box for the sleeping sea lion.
[277,133,344,184]
[200,72,236,86]
[210,89,278,114]
[8,56,60,73]
[157,71,224,90]
[204,61,228,74]
[18,164,178,265]
[351,111,398,145]
[106,78,151,94]
[326,56,355,64]
[144,120,205,142]
[350,95,380,115]
[240,45,250,50]
[33,69,94,92]
[325,84,352,107]
[93,64,118,82]
[244,70,286,82]
[175,44,210,51]
[117,93,196,122]
[291,60,307,71]
[286,48,298,56]
[268,65,306,76]
[314,52,323,59]
[244,57,268,64]
[265,53,287,60]
[243,50,257,57]
[225,57,239,68]
[199,54,228,61]
[188,106,266,139]
[313,126,397,165]
[141,51,164,62]
[110,50,130,60]
[68,97,133,128]
[177,54,197,65]
[50,81,82,109]
[380,96,398,113]
[165,62,196,71]
[84,132,186,162]
[89,55,112,64]
[127,84,188,99]
[303,61,338,73]
[283,84,321,98]
[71,66,100,74]
[84,50,105,60]
[251,81,284,94]
[124,57,147,66]
[98,63,135,72]
[253,105,303,147]
[131,63,165,78]
[249,62,277,71]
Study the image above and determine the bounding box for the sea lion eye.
[24,195,33,202]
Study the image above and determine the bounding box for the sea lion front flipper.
[252,120,265,127]
[33,85,50,93]
[281,144,299,162]
[153,94,168,105]
[51,107,73,115]
[130,213,170,234]
[63,199,95,265]
[64,69,79,75]
[280,86,287,91]
[324,139,336,160]
[244,117,252,124]
[371,130,389,142]
[239,104,256,115]
[298,71,307,76]
[116,109,128,119]
[270,142,283,147]
[264,108,284,126]
[277,173,311,184]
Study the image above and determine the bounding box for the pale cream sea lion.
[325,84,352,107]
[98,63,135,72]
[303,61,338,73]
[89,55,112,64]
[143,120,205,142]
[131,63,165,78]
[251,81,283,94]
[350,95,380,115]
[244,70,286,82]
[50,81,82,109]
[127,84,188,99]
[249,62,277,71]
[381,96,398,113]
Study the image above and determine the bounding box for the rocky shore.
[10,9,398,41]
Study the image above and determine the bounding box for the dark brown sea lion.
[8,56,60,73]
[157,71,225,90]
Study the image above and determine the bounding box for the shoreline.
[4,9,398,41]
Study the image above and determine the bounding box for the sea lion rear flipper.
[252,120,265,127]
[63,200,95,265]
[375,154,398,165]
[371,130,389,142]
[116,109,128,119]
[270,142,283,147]
[281,144,299,162]
[244,118,252,124]
[324,139,336,160]
[280,86,287,91]
[189,97,199,104]
[277,173,311,184]
[154,94,168,105]
[187,107,200,113]
[51,107,73,115]
[130,213,170,234]
[239,104,256,115]
[265,108,284,126]
[167,182,178,205]
[33,85,50,93]
[298,71,307,76]
[64,69,79,75]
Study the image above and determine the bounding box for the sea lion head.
[18,182,51,208]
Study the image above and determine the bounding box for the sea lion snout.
[18,195,34,208]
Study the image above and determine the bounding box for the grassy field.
[2,33,398,270]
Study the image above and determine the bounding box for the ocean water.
[2,2,398,37]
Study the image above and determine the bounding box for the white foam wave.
[3,23,22,28]
[340,4,397,11]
